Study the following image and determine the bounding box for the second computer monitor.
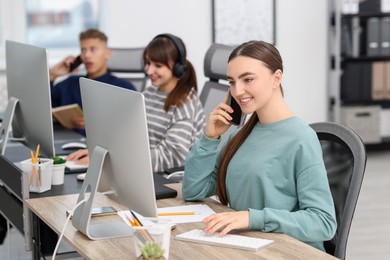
[5,40,55,157]
[80,78,157,218]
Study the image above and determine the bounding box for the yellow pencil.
[130,210,154,242]
[29,151,36,185]
[30,150,41,188]
[35,145,41,188]
[126,215,135,226]
[35,144,40,158]
[158,211,196,216]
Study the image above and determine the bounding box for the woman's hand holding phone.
[227,93,243,126]
[204,92,241,139]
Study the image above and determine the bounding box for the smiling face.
[80,38,111,79]
[227,56,282,117]
[144,57,178,93]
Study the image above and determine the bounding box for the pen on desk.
[158,211,196,217]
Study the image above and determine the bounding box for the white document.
[157,204,215,224]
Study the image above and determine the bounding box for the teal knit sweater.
[183,117,336,251]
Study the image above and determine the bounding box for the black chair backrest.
[201,43,246,147]
[310,122,366,259]
[107,47,147,92]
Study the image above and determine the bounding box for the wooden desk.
[25,183,337,260]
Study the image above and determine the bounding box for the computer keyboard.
[175,229,273,251]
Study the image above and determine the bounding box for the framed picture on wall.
[212,0,275,45]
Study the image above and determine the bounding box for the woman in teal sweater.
[182,41,336,251]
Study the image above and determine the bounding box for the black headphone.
[154,33,187,79]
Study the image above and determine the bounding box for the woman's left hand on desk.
[203,211,249,236]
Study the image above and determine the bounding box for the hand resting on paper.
[66,149,90,165]
[203,211,249,236]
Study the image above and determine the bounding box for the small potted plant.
[138,242,165,260]
[51,156,66,185]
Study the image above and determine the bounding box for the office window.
[25,0,102,49]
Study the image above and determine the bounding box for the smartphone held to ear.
[69,55,82,72]
[228,93,243,126]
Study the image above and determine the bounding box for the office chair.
[200,43,245,147]
[164,44,238,178]
[108,47,148,92]
[310,122,366,260]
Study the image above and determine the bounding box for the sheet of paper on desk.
[118,210,160,227]
[157,204,215,224]
[118,204,215,225]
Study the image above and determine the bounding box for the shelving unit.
[331,0,390,149]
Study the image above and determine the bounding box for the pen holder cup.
[20,158,53,193]
[132,219,172,260]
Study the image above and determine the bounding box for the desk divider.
[0,154,32,251]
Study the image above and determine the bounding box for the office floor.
[0,151,389,260]
[346,150,390,259]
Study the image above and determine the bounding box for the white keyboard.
[175,229,273,251]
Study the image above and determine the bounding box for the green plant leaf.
[140,242,164,259]
[52,156,66,164]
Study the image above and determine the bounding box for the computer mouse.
[77,173,86,181]
[61,142,87,150]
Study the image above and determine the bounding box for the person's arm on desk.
[182,99,233,201]
[183,99,249,236]
[66,149,89,165]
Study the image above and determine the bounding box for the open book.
[52,104,83,129]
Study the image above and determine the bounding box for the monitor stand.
[72,146,133,240]
[0,97,18,155]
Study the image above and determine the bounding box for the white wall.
[0,0,329,123]
[276,0,329,123]
[107,0,329,123]
[107,0,213,89]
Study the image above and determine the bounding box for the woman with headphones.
[67,34,205,173]
[142,34,205,172]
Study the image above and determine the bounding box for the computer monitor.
[1,40,55,157]
[72,78,157,240]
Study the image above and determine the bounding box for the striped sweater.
[143,85,206,172]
